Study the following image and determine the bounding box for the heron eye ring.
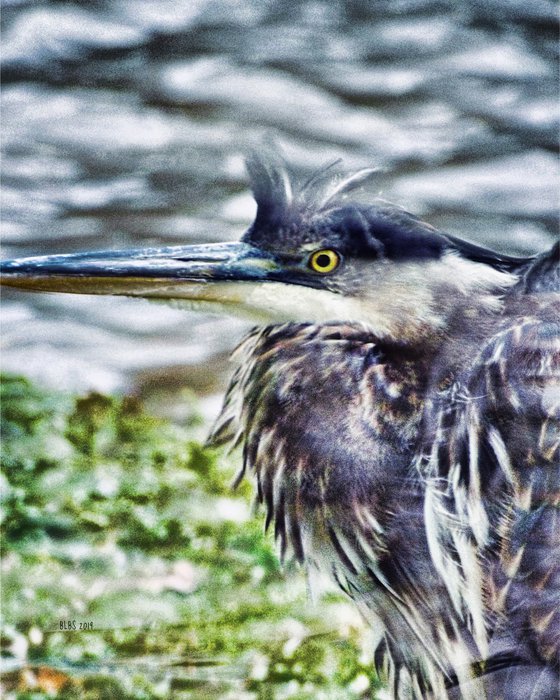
[309,249,341,274]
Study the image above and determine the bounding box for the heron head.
[1,152,521,343]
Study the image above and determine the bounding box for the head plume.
[244,144,380,231]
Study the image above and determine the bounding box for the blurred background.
[1,1,559,698]
[2,0,558,410]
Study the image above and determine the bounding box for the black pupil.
[316,253,332,268]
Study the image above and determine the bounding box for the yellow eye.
[308,249,341,274]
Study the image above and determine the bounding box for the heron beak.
[0,242,291,319]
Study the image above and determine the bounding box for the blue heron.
[1,152,559,699]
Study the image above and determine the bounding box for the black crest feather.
[245,147,380,221]
[245,147,293,229]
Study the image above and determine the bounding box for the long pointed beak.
[0,241,283,299]
[1,241,343,323]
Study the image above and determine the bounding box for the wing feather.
[425,293,560,694]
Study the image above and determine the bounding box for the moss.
[1,375,383,699]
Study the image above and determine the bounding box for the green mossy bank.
[1,375,383,699]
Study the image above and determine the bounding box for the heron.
[1,152,559,699]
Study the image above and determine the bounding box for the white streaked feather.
[451,530,488,656]
[487,426,516,484]
[424,482,465,618]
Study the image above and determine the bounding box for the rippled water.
[1,0,558,410]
